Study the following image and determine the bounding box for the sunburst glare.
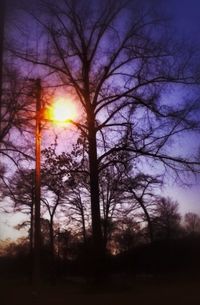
[47,97,77,123]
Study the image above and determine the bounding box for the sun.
[47,97,77,123]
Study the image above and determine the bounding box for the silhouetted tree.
[56,228,72,260]
[121,173,162,243]
[152,196,181,241]
[184,212,200,236]
[4,168,35,253]
[113,217,142,253]
[13,0,200,272]
[0,0,35,171]
[99,165,129,251]
[42,141,90,247]
[0,236,29,257]
[40,165,66,258]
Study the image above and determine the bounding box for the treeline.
[1,209,200,278]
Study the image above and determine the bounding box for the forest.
[0,0,200,304]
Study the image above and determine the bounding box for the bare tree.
[121,173,162,242]
[40,171,68,258]
[13,0,200,270]
[42,141,90,246]
[4,168,35,253]
[184,212,200,235]
[112,217,142,253]
[0,0,34,159]
[99,165,127,250]
[151,196,181,240]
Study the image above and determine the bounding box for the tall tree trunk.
[103,221,108,254]
[49,215,56,282]
[102,207,110,253]
[88,119,104,273]
[80,207,87,246]
[49,216,54,259]
[84,53,103,276]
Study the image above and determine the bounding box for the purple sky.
[1,0,200,241]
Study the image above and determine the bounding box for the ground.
[1,274,200,305]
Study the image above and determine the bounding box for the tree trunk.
[80,207,87,246]
[49,215,56,282]
[88,119,104,274]
[103,221,108,254]
[140,200,154,243]
[49,216,54,259]
[134,194,154,243]
[103,207,110,253]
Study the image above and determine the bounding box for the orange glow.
[47,97,76,123]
